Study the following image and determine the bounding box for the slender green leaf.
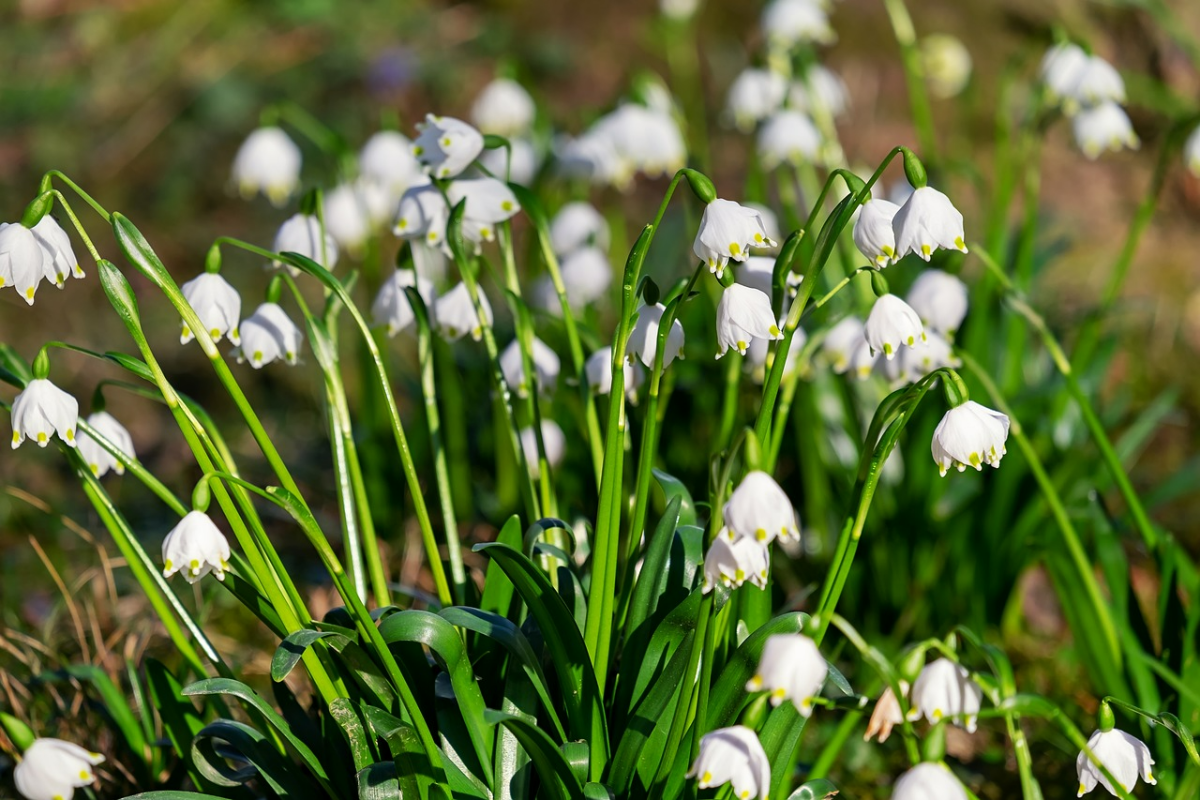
[485,711,586,800]
[652,469,696,527]
[480,515,523,619]
[271,630,352,682]
[61,665,147,763]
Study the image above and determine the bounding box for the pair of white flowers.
[1040,43,1138,160]
[852,186,967,268]
[369,270,493,344]
[702,471,798,593]
[725,64,847,134]
[394,177,521,253]
[177,273,304,369]
[555,103,686,189]
[532,202,613,316]
[0,216,82,305]
[10,379,138,479]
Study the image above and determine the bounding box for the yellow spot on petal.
[441,137,452,147]
[737,340,747,352]
[164,559,173,570]
[501,201,513,211]
[771,687,788,700]
[755,527,768,541]
[79,770,90,780]
[253,350,264,362]
[190,559,200,570]
[702,771,713,783]
[25,287,35,299]
[37,432,47,443]
[748,676,763,689]
[921,244,931,257]
[210,328,221,338]
[729,242,742,256]
[89,463,100,475]
[397,218,408,230]
[734,568,746,581]
[413,146,424,156]
[769,325,780,336]
[932,708,943,720]
[954,236,967,251]
[882,245,895,257]
[884,343,894,356]
[754,233,764,243]
[969,452,981,467]
[181,325,191,339]
[906,335,914,346]
[12,431,21,444]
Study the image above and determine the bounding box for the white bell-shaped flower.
[853,199,901,267]
[745,205,782,248]
[746,634,827,716]
[471,78,536,137]
[394,183,450,250]
[550,202,609,256]
[726,68,788,132]
[1072,101,1139,160]
[180,273,241,345]
[585,347,644,401]
[931,400,1010,476]
[892,186,968,262]
[687,725,771,800]
[478,137,539,185]
[11,378,78,449]
[520,420,566,479]
[322,183,374,254]
[746,326,806,384]
[77,411,135,477]
[13,738,105,800]
[1066,55,1125,109]
[724,470,799,543]
[895,331,959,385]
[593,104,687,178]
[435,282,493,342]
[1040,42,1089,104]
[445,178,521,245]
[736,256,775,296]
[0,222,47,304]
[761,0,835,49]
[549,246,613,311]
[757,110,822,170]
[822,317,866,375]
[627,303,686,368]
[235,303,303,368]
[864,682,908,743]
[32,215,82,287]
[1077,728,1156,797]
[907,658,983,732]
[413,114,484,179]
[906,269,968,336]
[716,284,783,358]
[554,130,631,189]
[162,510,231,584]
[231,126,302,206]
[372,270,436,337]
[271,213,338,274]
[702,531,770,593]
[1185,125,1200,178]
[892,763,968,800]
[921,34,973,99]
[865,294,926,360]
[500,337,561,396]
[694,199,777,277]
[359,131,424,197]
[788,64,849,119]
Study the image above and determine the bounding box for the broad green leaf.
[624,495,684,641]
[485,711,586,800]
[271,629,352,682]
[495,664,536,800]
[652,469,696,527]
[480,515,523,619]
[191,719,310,796]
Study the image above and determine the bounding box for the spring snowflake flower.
[746,326,806,384]
[32,215,83,286]
[471,78,536,137]
[235,303,303,368]
[865,294,926,360]
[921,34,973,99]
[395,183,450,251]
[11,379,78,449]
[180,273,241,346]
[931,400,1010,475]
[745,204,782,248]
[852,198,901,267]
[445,178,521,245]
[554,246,613,310]
[322,182,383,254]
[555,130,631,189]
[1185,125,1200,177]
[1040,42,1089,104]
[695,199,777,277]
[703,531,770,593]
[520,420,566,479]
[372,270,436,337]
[550,202,609,256]
[1072,102,1139,160]
[0,222,48,304]
[77,412,135,478]
[585,347,644,400]
[757,110,822,170]
[716,284,783,358]
[908,658,982,732]
[688,726,771,800]
[500,337,561,396]
[892,186,968,262]
[593,104,687,178]
[627,303,686,368]
[788,64,849,119]
[13,738,105,800]
[822,317,866,374]
[724,470,799,543]
[1077,728,1156,797]
[906,269,968,337]
[1067,55,1125,109]
[746,634,827,716]
[761,0,835,48]
[162,511,231,584]
[359,131,424,197]
[271,213,339,274]
[435,282,493,342]
[736,256,775,296]
[892,763,967,800]
[864,682,908,743]
[726,68,788,132]
[413,114,484,179]
[478,137,539,185]
[895,331,959,384]
[231,126,301,206]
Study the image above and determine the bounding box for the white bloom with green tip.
[892,763,967,800]
[180,273,241,346]
[865,294,926,360]
[585,347,643,400]
[1040,42,1089,104]
[162,511,231,584]
[746,634,827,716]
[822,317,866,374]
[77,411,135,478]
[32,215,82,286]
[236,303,303,368]
[761,0,835,48]
[14,737,105,800]
[908,658,982,732]
[906,269,968,336]
[702,532,770,593]
[627,303,686,368]
[1066,55,1125,109]
[413,114,484,179]
[687,726,771,800]
[892,186,968,262]
[724,470,799,544]
[852,198,901,267]
[445,178,521,245]
[231,126,301,206]
[716,284,783,358]
[1072,102,1138,160]
[11,378,78,449]
[272,213,338,274]
[372,270,436,337]
[471,78,536,137]
[1076,728,1156,797]
[931,400,1010,475]
[694,199,777,277]
[0,222,46,304]
[435,282,492,342]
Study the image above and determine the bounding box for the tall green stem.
[881,0,937,161]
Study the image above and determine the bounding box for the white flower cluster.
[1040,42,1137,159]
[702,470,798,594]
[851,185,968,268]
[532,202,613,316]
[556,102,687,190]
[0,215,81,305]
[472,78,541,185]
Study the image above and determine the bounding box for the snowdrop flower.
[394,183,450,250]
[180,273,241,346]
[271,214,338,274]
[921,34,973,99]
[892,763,967,800]
[359,131,424,196]
[500,337,561,396]
[627,303,686,368]
[77,412,135,478]
[865,294,926,359]
[746,634,827,716]
[479,137,538,185]
[822,317,866,374]
[897,331,959,384]
[761,0,835,49]
[737,256,775,296]
[550,202,609,256]
[411,240,448,284]
[864,682,908,743]
[931,401,1010,475]
[694,199,777,277]
[555,130,631,189]
[892,186,968,261]
[1072,102,1139,160]
[14,738,105,800]
[1077,728,1156,797]
[724,470,799,543]
[908,658,982,732]
[1040,42,1089,104]
[231,127,301,206]
[413,114,484,179]
[716,284,783,358]
[585,347,644,400]
[322,183,374,254]
[687,726,771,800]
[162,511,231,584]
[471,78,536,137]
[11,379,78,449]
[0,222,47,304]
[445,178,521,245]
[372,270,436,336]
[1185,125,1200,177]
[703,532,770,593]
[435,282,492,342]
[236,303,303,368]
[555,246,613,310]
[757,110,822,170]
[744,204,782,247]
[32,215,83,286]
[726,68,788,132]
[520,420,566,479]
[907,269,968,336]
[594,105,686,178]
[852,199,901,267]
[788,64,849,119]
[1067,55,1125,109]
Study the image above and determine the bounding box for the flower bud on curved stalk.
[1076,728,1156,796]
[520,420,565,480]
[715,284,783,358]
[746,634,827,716]
[892,186,968,261]
[179,273,241,346]
[162,511,231,584]
[687,726,771,800]
[694,199,777,278]
[892,762,967,800]
[907,658,982,732]
[931,400,1010,475]
[906,269,968,337]
[702,531,771,592]
[372,270,437,336]
[235,303,304,368]
[11,378,79,449]
[853,199,901,267]
[627,303,686,368]
[435,282,493,342]
[1072,102,1139,160]
[724,470,799,543]
[500,336,561,396]
[272,214,338,274]
[413,114,484,179]
[865,294,926,360]
[231,127,301,206]
[14,738,105,800]
[77,411,135,477]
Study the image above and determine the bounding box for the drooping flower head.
[235,303,304,368]
[550,202,610,256]
[864,294,926,360]
[180,273,241,346]
[892,763,968,800]
[627,303,686,368]
[322,182,378,255]
[726,68,788,132]
[435,282,493,342]
[702,532,771,593]
[520,420,566,480]
[1040,42,1089,104]
[372,270,437,337]
[1072,101,1139,160]
[852,198,901,267]
[892,186,968,262]
[687,726,771,800]
[756,110,822,170]
[761,0,836,50]
[77,411,135,478]
[32,215,83,287]
[11,378,78,449]
[445,178,521,246]
[471,78,537,137]
[906,269,968,337]
[694,199,777,277]
[14,738,105,800]
[413,114,484,179]
[746,634,828,716]
[1066,55,1125,109]
[907,658,983,732]
[162,511,231,584]
[394,183,450,251]
[0,222,47,304]
[592,104,687,178]
[231,126,302,206]
[1077,728,1156,797]
[931,400,1010,475]
[500,337,561,397]
[272,213,339,275]
[788,64,849,119]
[715,284,783,358]
[585,347,644,401]
[724,470,799,544]
[359,131,424,197]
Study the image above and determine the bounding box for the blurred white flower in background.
[585,347,644,400]
[478,138,539,185]
[500,336,561,396]
[520,420,566,479]
[726,68,788,132]
[77,411,135,478]
[372,270,437,337]
[788,64,849,119]
[394,184,450,250]
[445,177,521,247]
[231,126,301,206]
[413,114,484,179]
[761,0,835,49]
[1185,125,1200,177]
[359,130,424,198]
[235,303,304,368]
[1072,101,1139,160]
[272,213,339,274]
[756,110,822,170]
[906,269,969,338]
[435,282,492,342]
[892,763,967,800]
[627,303,686,368]
[921,34,972,99]
[471,78,536,137]
[550,202,609,256]
[13,738,105,800]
